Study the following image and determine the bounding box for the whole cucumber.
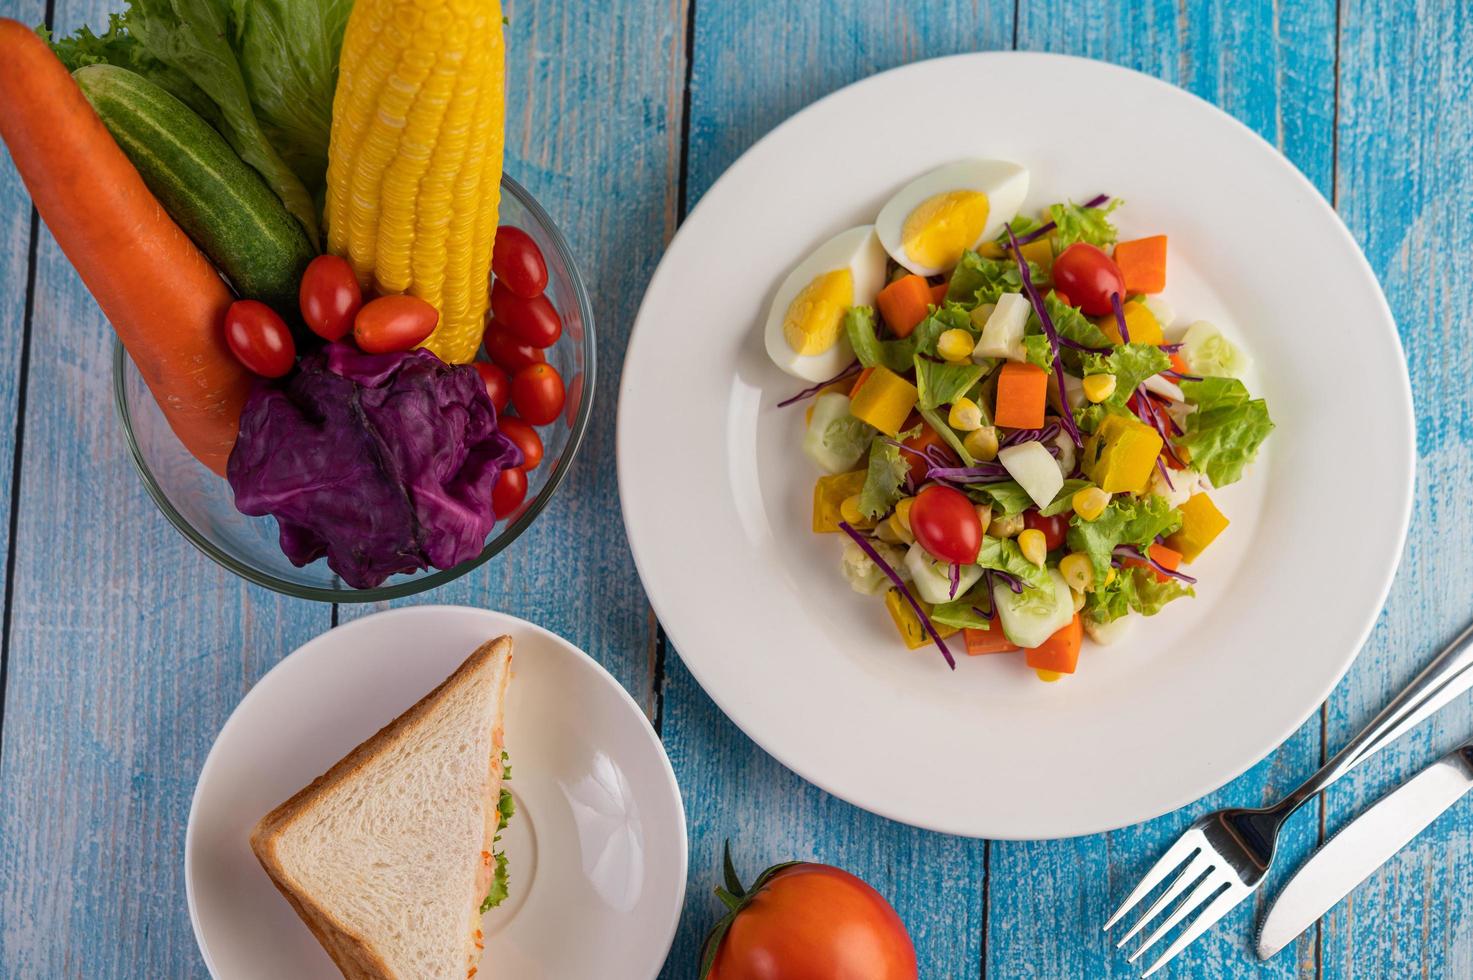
[73,64,315,319]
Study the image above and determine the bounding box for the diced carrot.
[993,361,1048,429]
[1113,236,1168,294]
[964,627,1020,656]
[930,282,949,306]
[1122,542,1184,583]
[877,274,933,338]
[1169,351,1190,375]
[900,422,955,484]
[849,367,874,398]
[1024,614,1082,674]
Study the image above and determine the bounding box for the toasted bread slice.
[251,636,513,980]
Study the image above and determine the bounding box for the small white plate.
[186,606,687,979]
[618,52,1415,839]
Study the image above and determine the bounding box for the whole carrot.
[0,19,250,476]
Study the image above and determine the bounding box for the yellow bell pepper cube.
[883,589,958,649]
[1166,492,1230,563]
[1082,414,1164,493]
[1095,299,1163,345]
[848,365,918,437]
[976,240,1007,259]
[1019,235,1054,275]
[812,470,868,533]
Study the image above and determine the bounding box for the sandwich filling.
[479,750,514,914]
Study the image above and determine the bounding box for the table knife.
[1256,738,1473,959]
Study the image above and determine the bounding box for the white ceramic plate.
[617,52,1414,839]
[186,606,687,978]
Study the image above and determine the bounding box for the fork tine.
[1126,868,1228,964]
[1139,884,1244,978]
[1114,855,1209,948]
[1102,835,1202,931]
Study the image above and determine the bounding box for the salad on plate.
[766,159,1274,681]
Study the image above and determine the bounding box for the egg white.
[875,159,1030,276]
[763,226,887,381]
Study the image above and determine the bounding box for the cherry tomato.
[708,860,917,980]
[490,280,562,348]
[491,466,528,518]
[1023,509,1070,551]
[900,422,956,485]
[491,225,549,298]
[510,362,565,425]
[354,295,439,354]
[909,485,982,565]
[483,320,547,373]
[224,300,296,377]
[498,417,544,470]
[1050,242,1125,316]
[473,361,511,413]
[298,254,362,341]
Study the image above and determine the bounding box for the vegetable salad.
[769,161,1273,680]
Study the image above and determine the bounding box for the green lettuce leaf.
[858,438,909,519]
[915,357,984,411]
[1176,377,1274,487]
[1081,343,1172,400]
[1085,567,1194,624]
[995,214,1044,243]
[930,581,993,629]
[968,479,1086,517]
[844,306,914,374]
[1067,495,1183,587]
[1021,333,1054,371]
[481,750,514,912]
[1050,198,1123,249]
[1041,292,1113,350]
[42,14,219,122]
[946,251,1045,309]
[976,536,1052,591]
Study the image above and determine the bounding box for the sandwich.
[251,636,515,979]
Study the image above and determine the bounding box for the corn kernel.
[894,497,915,534]
[963,425,999,461]
[1059,552,1093,592]
[874,518,902,543]
[1070,587,1086,612]
[937,328,975,363]
[948,397,984,432]
[1018,528,1047,566]
[988,511,1023,539]
[974,503,993,536]
[1072,486,1110,521]
[1082,373,1117,403]
[886,512,915,544]
[840,494,865,526]
[1035,669,1064,683]
[1105,567,1117,587]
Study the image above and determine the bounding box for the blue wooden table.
[2,0,1470,976]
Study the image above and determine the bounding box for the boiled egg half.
[764,226,887,381]
[875,159,1030,276]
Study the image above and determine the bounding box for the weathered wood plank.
[335,0,690,716]
[0,2,329,977]
[659,5,1015,976]
[1321,2,1473,977]
[980,2,1338,977]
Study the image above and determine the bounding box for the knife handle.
[1280,619,1473,815]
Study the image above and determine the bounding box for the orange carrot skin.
[994,361,1048,429]
[1025,614,1082,673]
[0,20,249,476]
[1114,236,1167,294]
[964,627,1020,656]
[876,274,932,338]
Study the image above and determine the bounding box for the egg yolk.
[901,190,990,270]
[782,268,854,355]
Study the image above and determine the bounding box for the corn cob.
[325,0,505,364]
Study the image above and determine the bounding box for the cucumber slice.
[803,393,870,473]
[904,543,983,604]
[997,441,1063,509]
[1085,612,1135,645]
[993,568,1073,648]
[1181,321,1250,378]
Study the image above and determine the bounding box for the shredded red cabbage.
[1000,421,1062,448]
[990,568,1026,594]
[926,462,1012,482]
[839,521,956,668]
[1006,226,1082,447]
[777,360,861,407]
[1110,291,1131,345]
[1113,544,1198,585]
[1163,369,1202,382]
[1012,193,1111,246]
[949,562,961,598]
[1158,342,1185,353]
[1155,456,1174,491]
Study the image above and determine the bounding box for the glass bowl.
[113,174,594,602]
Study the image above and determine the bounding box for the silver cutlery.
[1102,620,1473,976]
[1256,736,1473,958]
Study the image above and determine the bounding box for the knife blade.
[1256,739,1473,959]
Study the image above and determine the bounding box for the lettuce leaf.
[858,438,909,519]
[1176,377,1274,486]
[1081,343,1171,400]
[1085,567,1194,624]
[1067,495,1183,587]
[1022,333,1054,371]
[976,536,1052,591]
[42,14,219,122]
[481,750,515,913]
[946,251,1045,309]
[1041,292,1113,350]
[930,581,993,629]
[915,357,984,411]
[968,479,1087,517]
[1050,198,1123,249]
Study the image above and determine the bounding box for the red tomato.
[298,254,362,341]
[510,363,565,425]
[709,863,917,980]
[354,295,439,354]
[492,466,527,518]
[498,417,544,470]
[483,320,547,373]
[1023,509,1070,551]
[490,280,562,348]
[1050,243,1125,316]
[473,361,511,413]
[900,423,956,485]
[491,226,549,298]
[224,300,295,377]
[909,485,982,565]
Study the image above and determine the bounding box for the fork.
[1104,619,1473,976]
